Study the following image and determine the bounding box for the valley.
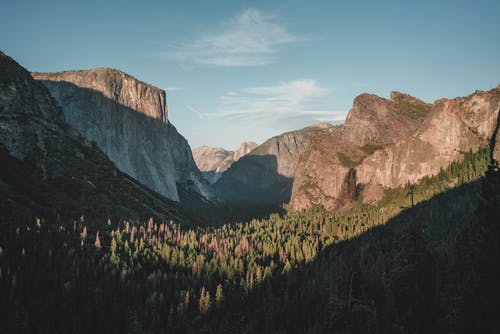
[1,23,499,333]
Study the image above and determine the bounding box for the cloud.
[164,86,184,92]
[208,79,345,123]
[160,8,302,67]
[187,105,204,119]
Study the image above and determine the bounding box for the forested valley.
[1,147,499,333]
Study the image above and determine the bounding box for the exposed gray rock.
[32,69,215,202]
[0,51,192,222]
[192,141,257,183]
[215,126,320,204]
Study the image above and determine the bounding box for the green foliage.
[393,99,432,120]
[0,147,494,333]
[360,142,386,155]
[337,151,363,168]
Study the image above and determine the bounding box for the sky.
[1,0,499,150]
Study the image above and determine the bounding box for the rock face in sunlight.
[32,69,215,203]
[0,51,191,222]
[215,125,328,204]
[193,141,257,183]
[291,87,500,210]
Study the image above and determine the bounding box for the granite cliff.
[291,87,500,210]
[32,69,215,203]
[0,51,191,223]
[215,125,330,204]
[192,141,257,183]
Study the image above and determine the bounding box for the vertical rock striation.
[290,86,500,210]
[0,51,191,222]
[356,88,500,189]
[32,69,215,203]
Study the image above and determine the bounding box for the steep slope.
[0,51,191,223]
[193,141,257,183]
[357,87,500,190]
[32,69,215,203]
[215,125,330,204]
[291,87,500,210]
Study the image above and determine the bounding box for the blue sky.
[1,0,499,150]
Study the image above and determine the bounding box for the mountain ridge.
[32,69,216,204]
[214,124,329,205]
[291,86,500,210]
[0,50,192,223]
[193,141,257,183]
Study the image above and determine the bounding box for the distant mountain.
[214,124,333,205]
[291,88,500,210]
[193,141,257,183]
[32,69,216,204]
[0,51,192,223]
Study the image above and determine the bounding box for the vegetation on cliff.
[0,147,495,333]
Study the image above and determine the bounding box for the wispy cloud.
[164,86,184,92]
[159,8,303,67]
[208,79,345,123]
[187,105,204,119]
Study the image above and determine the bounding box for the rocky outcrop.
[233,141,258,161]
[494,117,500,163]
[193,141,257,183]
[291,92,429,210]
[215,125,327,204]
[32,69,215,203]
[356,88,500,189]
[290,87,500,210]
[342,92,430,146]
[0,51,192,223]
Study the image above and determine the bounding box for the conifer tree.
[95,231,101,249]
[215,284,224,306]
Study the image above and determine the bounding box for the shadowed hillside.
[0,142,495,333]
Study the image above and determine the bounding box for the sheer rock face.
[33,69,167,123]
[291,87,500,210]
[214,126,323,204]
[0,51,191,222]
[32,70,214,202]
[357,88,500,189]
[342,92,429,146]
[192,141,257,184]
[494,126,500,163]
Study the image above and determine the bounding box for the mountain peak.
[193,141,258,184]
[390,91,429,106]
[0,50,190,221]
[315,122,333,129]
[32,69,168,124]
[32,67,215,203]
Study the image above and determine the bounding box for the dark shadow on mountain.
[200,171,223,184]
[32,79,299,225]
[183,154,293,224]
[0,143,195,227]
[214,154,293,205]
[219,177,494,333]
[34,79,222,224]
[178,180,286,227]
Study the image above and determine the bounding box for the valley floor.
[1,148,499,333]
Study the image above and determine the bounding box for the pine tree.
[472,154,500,332]
[215,284,224,306]
[81,226,87,240]
[95,231,101,249]
[199,286,211,313]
